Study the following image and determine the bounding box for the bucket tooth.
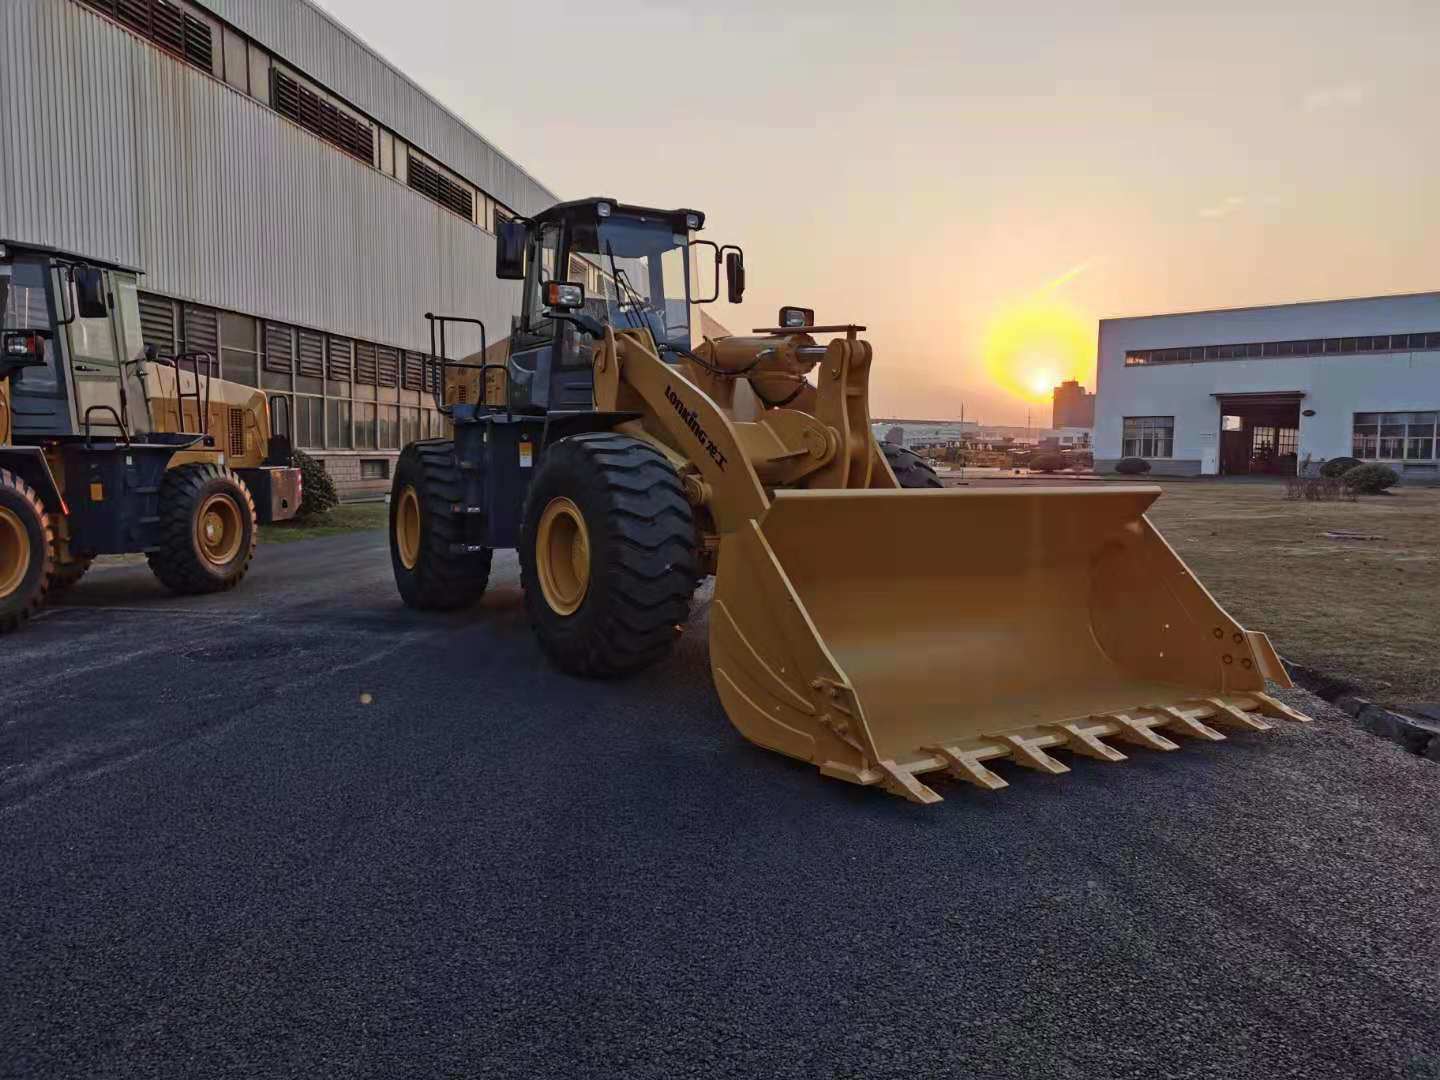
[1099,712,1181,752]
[924,744,1010,791]
[996,734,1071,775]
[1150,705,1225,742]
[1251,692,1312,724]
[1052,721,1128,763]
[1202,697,1272,732]
[876,760,944,804]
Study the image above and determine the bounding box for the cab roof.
[0,239,142,275]
[526,198,705,232]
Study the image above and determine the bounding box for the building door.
[1215,393,1303,476]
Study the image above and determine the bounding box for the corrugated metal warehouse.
[1,0,556,496]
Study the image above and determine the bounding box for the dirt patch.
[1145,481,1440,707]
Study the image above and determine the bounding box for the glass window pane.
[326,398,352,449]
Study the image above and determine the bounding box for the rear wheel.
[882,442,943,488]
[521,433,698,677]
[0,469,55,633]
[390,440,492,610]
[49,555,92,596]
[147,464,257,594]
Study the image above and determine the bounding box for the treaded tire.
[147,463,257,595]
[882,442,943,488]
[0,468,55,633]
[390,440,492,611]
[520,433,698,677]
[49,556,92,596]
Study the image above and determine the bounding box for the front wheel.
[147,464,257,594]
[0,469,55,633]
[520,433,699,677]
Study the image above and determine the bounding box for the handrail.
[423,313,507,420]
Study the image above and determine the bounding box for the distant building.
[871,418,977,448]
[1052,379,1096,428]
[969,425,1090,448]
[1095,292,1440,478]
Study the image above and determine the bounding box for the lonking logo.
[664,384,728,471]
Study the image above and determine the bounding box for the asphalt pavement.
[3,530,1439,1079]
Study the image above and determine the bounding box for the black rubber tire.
[0,468,55,633]
[520,433,699,677]
[48,556,92,596]
[147,463,257,595]
[882,442,944,488]
[390,440,492,611]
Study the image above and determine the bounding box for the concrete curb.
[1283,659,1440,764]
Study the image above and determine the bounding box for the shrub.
[1028,451,1068,473]
[1342,462,1398,494]
[1115,457,1151,475]
[294,449,339,516]
[1284,475,1355,502]
[1319,456,1362,478]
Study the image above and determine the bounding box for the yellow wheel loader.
[0,241,301,632]
[391,198,1308,804]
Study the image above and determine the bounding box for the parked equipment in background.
[389,198,1308,804]
[0,241,301,631]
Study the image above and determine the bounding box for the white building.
[2,0,554,496]
[1095,292,1440,480]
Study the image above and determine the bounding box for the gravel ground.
[2,532,1438,1080]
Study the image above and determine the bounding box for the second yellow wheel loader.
[0,241,301,632]
[391,197,1308,804]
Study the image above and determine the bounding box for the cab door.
[62,267,127,437]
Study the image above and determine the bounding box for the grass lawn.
[259,500,388,544]
[1145,481,1439,707]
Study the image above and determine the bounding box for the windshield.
[0,262,53,333]
[567,217,692,350]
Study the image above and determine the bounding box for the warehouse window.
[1353,412,1436,461]
[137,292,177,358]
[219,312,256,386]
[1127,331,1440,367]
[407,154,474,220]
[294,396,323,449]
[378,405,400,449]
[270,69,375,165]
[81,0,214,73]
[354,402,376,449]
[182,304,220,376]
[326,398,352,449]
[1122,416,1174,458]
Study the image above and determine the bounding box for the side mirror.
[778,306,814,329]
[74,266,108,319]
[495,220,528,280]
[725,251,745,303]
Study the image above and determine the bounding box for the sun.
[982,298,1093,406]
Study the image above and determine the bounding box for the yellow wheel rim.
[195,493,244,566]
[0,507,32,599]
[536,496,591,616]
[396,484,422,570]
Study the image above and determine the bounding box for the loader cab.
[0,241,149,441]
[500,199,741,415]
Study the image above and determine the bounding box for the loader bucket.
[709,485,1309,803]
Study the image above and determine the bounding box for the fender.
[0,446,66,513]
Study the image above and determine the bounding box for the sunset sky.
[320,0,1439,424]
